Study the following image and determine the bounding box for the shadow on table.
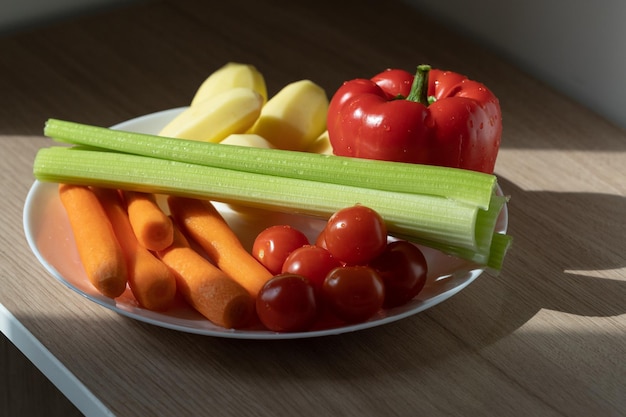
[399,175,626,358]
[489,175,625,317]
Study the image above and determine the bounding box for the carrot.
[167,196,273,298]
[122,191,174,251]
[157,223,254,329]
[93,187,177,311]
[58,184,128,298]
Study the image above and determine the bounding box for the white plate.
[23,108,508,340]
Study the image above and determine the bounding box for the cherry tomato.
[323,205,387,265]
[252,225,309,275]
[369,240,428,308]
[315,230,328,249]
[282,245,341,294]
[322,266,384,323]
[256,274,317,332]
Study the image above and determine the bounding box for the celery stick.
[34,147,494,253]
[44,119,496,209]
[485,233,513,271]
[474,194,508,253]
[399,230,511,270]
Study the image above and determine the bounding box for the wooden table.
[1,1,624,416]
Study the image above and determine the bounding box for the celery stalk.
[34,147,496,253]
[485,233,513,271]
[44,119,496,209]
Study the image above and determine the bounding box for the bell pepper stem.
[406,64,431,106]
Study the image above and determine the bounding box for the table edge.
[0,303,115,417]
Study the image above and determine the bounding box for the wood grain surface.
[1,1,624,416]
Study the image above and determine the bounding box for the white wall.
[402,0,626,130]
[2,0,625,130]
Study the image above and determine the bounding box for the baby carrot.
[167,196,273,298]
[122,191,174,251]
[93,187,177,311]
[58,184,128,298]
[157,223,254,329]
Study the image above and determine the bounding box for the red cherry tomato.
[323,205,387,265]
[315,230,328,249]
[322,266,384,323]
[252,225,309,275]
[369,240,428,308]
[256,274,317,332]
[282,245,341,293]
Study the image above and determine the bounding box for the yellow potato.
[248,80,328,151]
[159,88,264,142]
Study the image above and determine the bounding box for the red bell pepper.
[327,65,502,174]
